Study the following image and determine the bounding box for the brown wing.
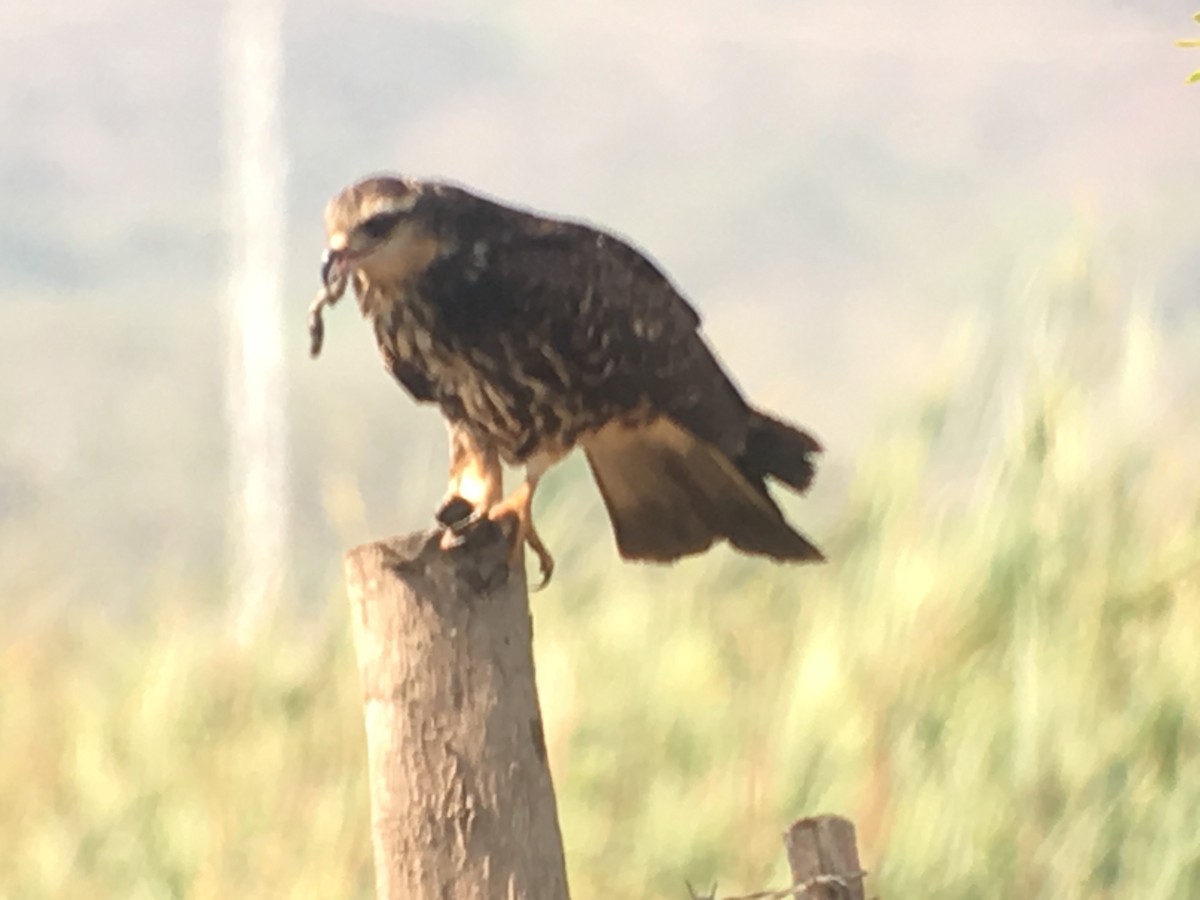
[416,187,823,561]
[513,217,823,562]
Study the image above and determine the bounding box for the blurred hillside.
[2,0,1198,609]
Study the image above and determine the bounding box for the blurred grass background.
[3,238,1198,899]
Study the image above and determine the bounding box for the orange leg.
[486,458,554,589]
[437,431,558,588]
[437,422,502,529]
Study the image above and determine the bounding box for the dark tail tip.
[742,410,821,494]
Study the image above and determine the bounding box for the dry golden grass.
[3,248,1198,898]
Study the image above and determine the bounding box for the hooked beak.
[320,248,344,290]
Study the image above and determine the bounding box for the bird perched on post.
[311,175,823,586]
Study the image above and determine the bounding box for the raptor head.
[320,175,436,292]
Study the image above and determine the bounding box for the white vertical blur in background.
[222,0,289,644]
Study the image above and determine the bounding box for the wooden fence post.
[783,815,865,900]
[343,524,570,900]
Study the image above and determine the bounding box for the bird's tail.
[740,409,822,494]
[582,417,823,564]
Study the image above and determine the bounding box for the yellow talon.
[487,485,555,590]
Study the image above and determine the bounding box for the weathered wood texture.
[783,815,865,900]
[344,525,570,900]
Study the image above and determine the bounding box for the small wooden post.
[783,815,865,900]
[343,524,570,900]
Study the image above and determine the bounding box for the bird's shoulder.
[429,187,703,332]
[420,186,753,453]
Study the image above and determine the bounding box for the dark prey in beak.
[320,248,339,290]
[308,249,349,359]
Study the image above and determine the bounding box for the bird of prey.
[310,175,823,586]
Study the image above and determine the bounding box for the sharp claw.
[436,495,474,529]
[531,551,554,591]
[520,521,555,590]
[438,499,555,589]
[438,510,486,552]
[438,525,467,552]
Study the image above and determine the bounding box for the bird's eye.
[358,211,403,241]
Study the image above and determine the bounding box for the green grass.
[3,247,1199,898]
